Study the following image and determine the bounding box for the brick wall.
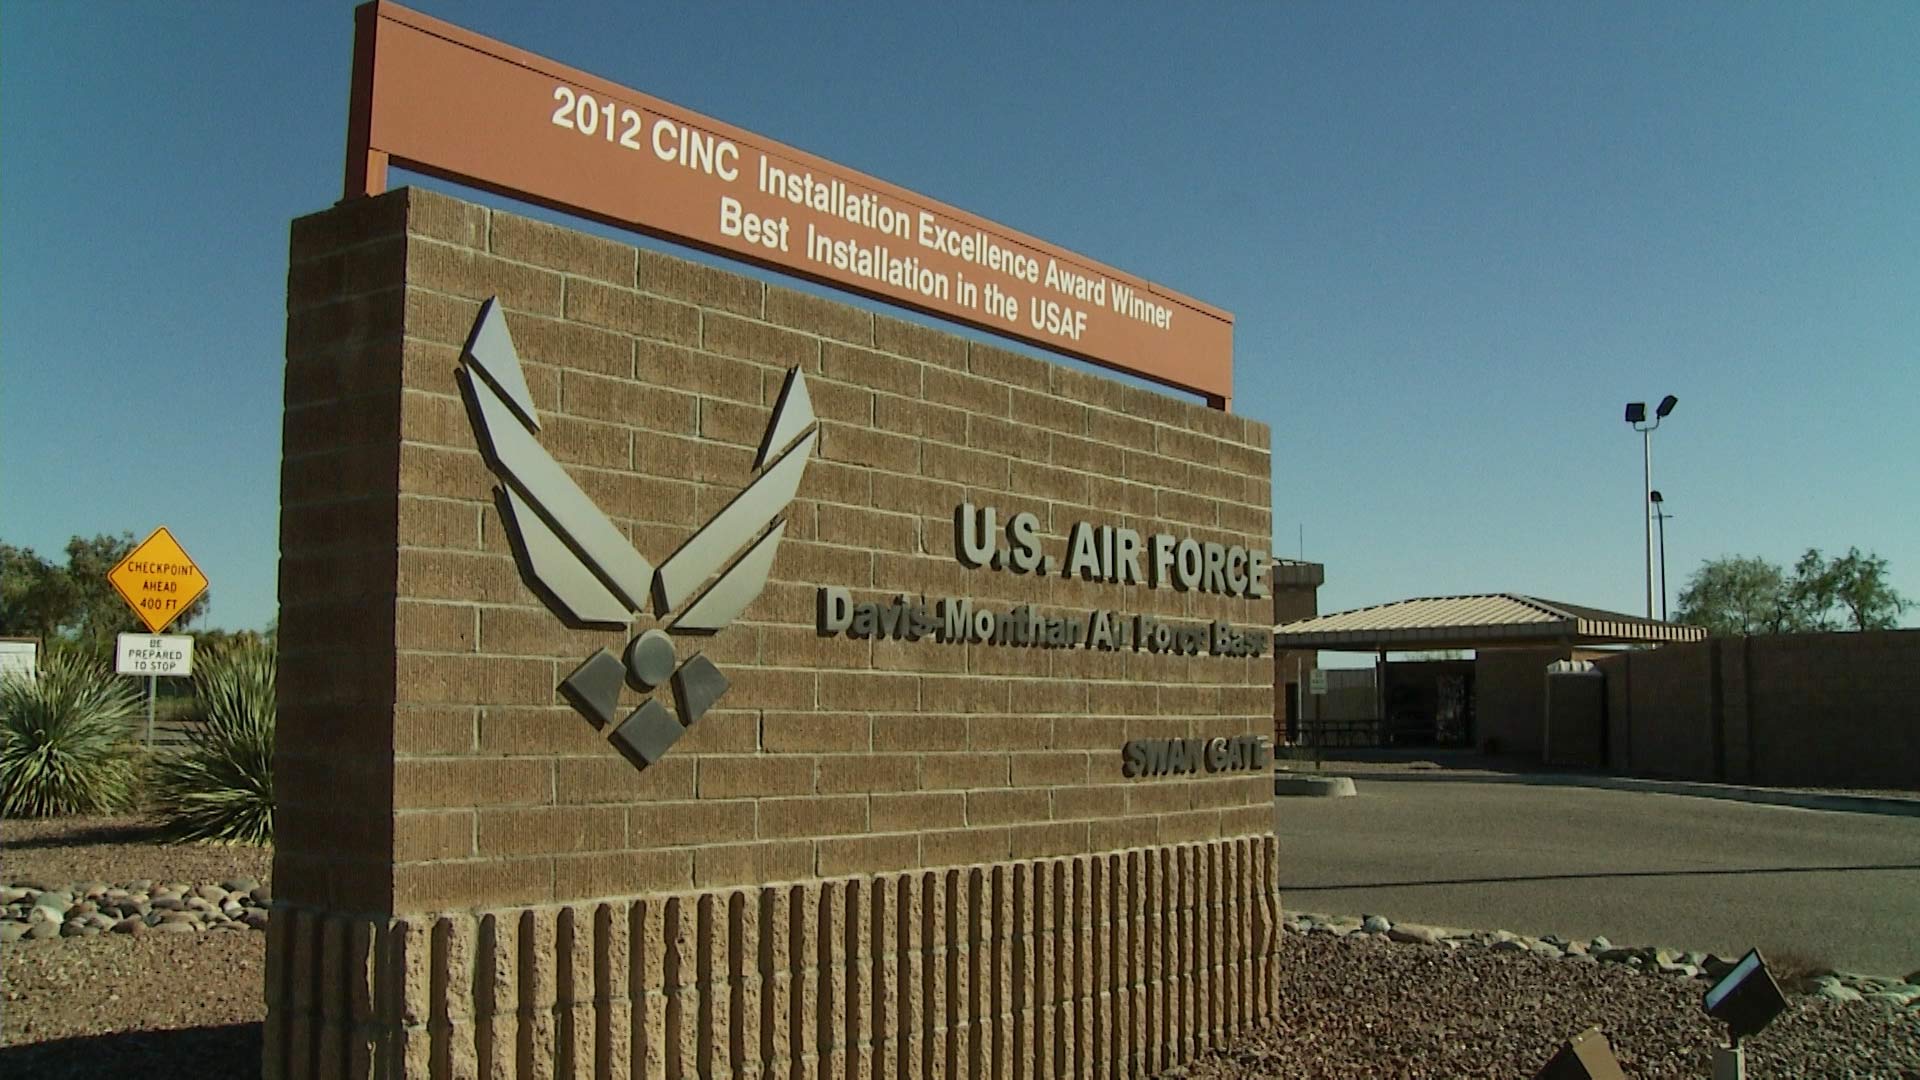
[1472,647,1573,756]
[1269,562,1321,741]
[272,188,1280,1075]
[1593,630,1918,786]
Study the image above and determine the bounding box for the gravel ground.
[2,815,272,889]
[1190,932,1920,1079]
[4,814,1915,1076]
[1,814,271,1072]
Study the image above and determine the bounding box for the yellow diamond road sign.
[109,527,208,634]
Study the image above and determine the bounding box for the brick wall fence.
[1594,629,1918,787]
[270,188,1280,1077]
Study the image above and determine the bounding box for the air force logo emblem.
[459,297,816,771]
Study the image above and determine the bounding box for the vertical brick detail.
[261,837,1282,1079]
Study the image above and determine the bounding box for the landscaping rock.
[1811,977,1864,1003]
[1386,923,1446,946]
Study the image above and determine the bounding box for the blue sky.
[4,2,1916,639]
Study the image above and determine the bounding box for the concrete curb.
[1274,773,1357,797]
[1357,768,1920,818]
[1542,774,1920,818]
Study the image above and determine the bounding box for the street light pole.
[1643,426,1654,618]
[1651,490,1672,621]
[1625,396,1678,620]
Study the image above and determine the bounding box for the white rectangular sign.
[115,633,195,677]
[1309,669,1328,696]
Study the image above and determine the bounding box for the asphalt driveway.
[1273,771,1920,976]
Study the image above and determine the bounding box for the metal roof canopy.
[1271,593,1706,651]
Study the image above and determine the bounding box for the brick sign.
[343,1,1236,406]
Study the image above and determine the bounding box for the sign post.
[107,528,209,747]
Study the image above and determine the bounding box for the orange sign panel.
[108,527,209,634]
[344,2,1235,407]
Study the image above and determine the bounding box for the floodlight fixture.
[1704,948,1788,1043]
[1649,490,1663,504]
[1532,1026,1626,1080]
[1623,393,1680,618]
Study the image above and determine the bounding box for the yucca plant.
[0,650,142,816]
[150,638,276,844]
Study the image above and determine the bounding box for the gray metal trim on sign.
[674,520,790,632]
[459,296,818,773]
[654,429,816,613]
[464,370,654,611]
[756,368,815,470]
[500,488,631,625]
[463,297,541,431]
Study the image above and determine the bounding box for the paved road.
[1272,773,1920,976]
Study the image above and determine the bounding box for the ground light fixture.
[1703,948,1789,1079]
[1624,394,1679,618]
[1532,1025,1627,1079]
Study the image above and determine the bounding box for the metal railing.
[1293,718,1387,748]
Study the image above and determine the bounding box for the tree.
[1673,555,1793,636]
[0,545,78,641]
[1674,548,1908,635]
[0,534,211,655]
[1815,547,1909,630]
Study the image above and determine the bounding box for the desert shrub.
[150,639,275,844]
[0,650,142,816]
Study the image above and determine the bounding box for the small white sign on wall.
[0,639,38,680]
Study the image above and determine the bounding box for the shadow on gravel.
[0,1022,261,1079]
[2,820,168,849]
[1283,862,1920,891]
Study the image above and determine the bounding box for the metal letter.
[1064,522,1101,580]
[955,502,996,568]
[818,586,854,633]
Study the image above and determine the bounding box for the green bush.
[150,639,275,844]
[0,650,142,816]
